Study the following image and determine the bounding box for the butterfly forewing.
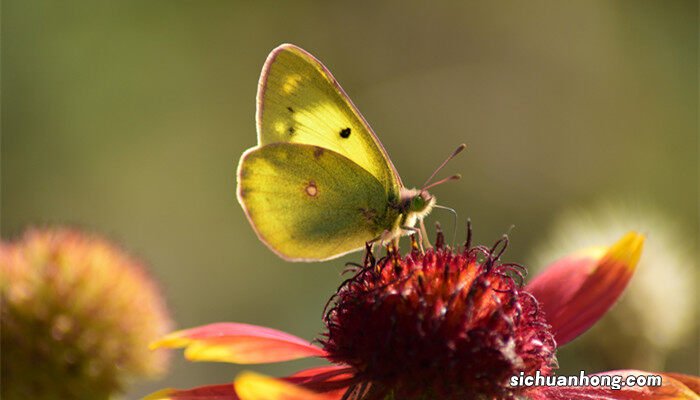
[256,44,402,199]
[237,143,398,262]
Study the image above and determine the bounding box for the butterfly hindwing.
[237,142,397,261]
[256,44,402,199]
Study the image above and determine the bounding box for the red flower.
[149,229,699,399]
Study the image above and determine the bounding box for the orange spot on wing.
[305,181,318,197]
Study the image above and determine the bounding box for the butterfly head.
[399,188,437,221]
[410,190,436,214]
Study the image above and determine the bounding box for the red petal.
[526,232,644,345]
[526,370,699,399]
[285,365,356,393]
[288,365,351,379]
[151,322,326,364]
[144,384,238,399]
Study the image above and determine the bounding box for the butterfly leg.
[419,219,433,250]
[365,233,390,257]
[401,226,425,254]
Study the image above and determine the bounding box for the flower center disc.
[321,234,557,400]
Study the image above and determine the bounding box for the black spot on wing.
[340,127,351,138]
[313,147,325,159]
[287,106,294,113]
[288,126,296,135]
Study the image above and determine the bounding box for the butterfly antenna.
[434,205,458,247]
[421,144,467,190]
[422,174,461,191]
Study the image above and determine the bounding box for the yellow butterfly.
[237,44,463,261]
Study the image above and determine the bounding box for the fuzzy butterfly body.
[237,44,444,261]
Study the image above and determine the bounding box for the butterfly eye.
[411,196,426,211]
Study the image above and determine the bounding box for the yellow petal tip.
[235,371,328,400]
[182,341,231,362]
[605,231,645,270]
[235,371,284,399]
[142,388,174,400]
[149,331,190,351]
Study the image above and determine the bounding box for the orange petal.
[526,370,699,399]
[150,322,326,364]
[663,373,700,395]
[235,371,343,400]
[144,384,238,399]
[526,232,644,345]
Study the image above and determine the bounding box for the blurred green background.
[2,1,697,398]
